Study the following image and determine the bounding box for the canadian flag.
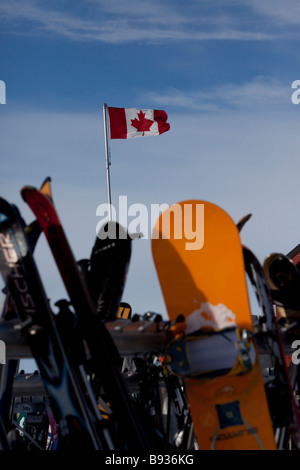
[108,107,170,139]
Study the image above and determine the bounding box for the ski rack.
[0,317,171,359]
[2,316,298,361]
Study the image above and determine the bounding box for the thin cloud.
[244,0,300,26]
[144,77,292,112]
[0,0,293,43]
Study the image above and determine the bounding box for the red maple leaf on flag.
[131,111,154,135]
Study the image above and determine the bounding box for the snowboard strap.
[165,327,256,379]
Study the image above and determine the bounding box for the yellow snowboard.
[151,200,276,450]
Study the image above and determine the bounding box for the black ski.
[0,177,54,449]
[236,213,252,233]
[88,222,132,321]
[0,197,110,450]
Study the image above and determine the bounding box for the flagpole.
[103,103,112,221]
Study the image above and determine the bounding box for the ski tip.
[117,302,132,319]
[39,177,53,203]
[21,181,54,206]
[40,176,52,186]
[0,196,8,206]
[237,213,252,232]
[0,197,15,218]
[20,186,37,202]
[287,243,300,260]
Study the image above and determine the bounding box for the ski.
[243,245,300,449]
[152,199,277,449]
[236,213,252,233]
[0,177,54,449]
[287,244,300,267]
[21,184,150,450]
[0,197,109,450]
[88,222,132,321]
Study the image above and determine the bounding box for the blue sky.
[1,1,300,363]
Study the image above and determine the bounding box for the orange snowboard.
[151,200,276,450]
